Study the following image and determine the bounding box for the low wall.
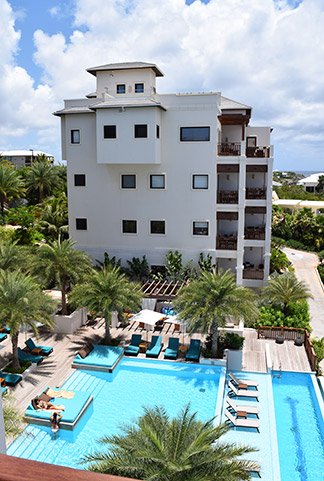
[53,308,87,334]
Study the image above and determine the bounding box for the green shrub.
[203,332,244,358]
[5,361,31,374]
[255,299,311,330]
[318,265,324,283]
[311,337,324,375]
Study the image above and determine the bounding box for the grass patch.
[5,361,32,374]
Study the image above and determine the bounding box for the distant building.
[297,172,324,192]
[55,61,273,287]
[0,150,54,168]
[273,198,324,215]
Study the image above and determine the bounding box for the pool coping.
[310,373,324,422]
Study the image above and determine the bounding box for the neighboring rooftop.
[220,96,251,110]
[297,172,324,185]
[86,61,164,77]
[1,150,54,157]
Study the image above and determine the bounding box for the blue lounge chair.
[124,334,142,356]
[0,370,22,387]
[18,347,43,364]
[1,386,7,396]
[25,338,53,356]
[146,335,163,358]
[0,333,7,343]
[0,326,10,334]
[164,337,179,360]
[185,339,201,362]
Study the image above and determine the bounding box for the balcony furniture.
[217,235,237,250]
[246,188,266,200]
[217,190,239,204]
[218,142,241,156]
[246,146,270,158]
[244,226,266,240]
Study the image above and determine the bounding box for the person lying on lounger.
[50,411,62,433]
[35,399,65,411]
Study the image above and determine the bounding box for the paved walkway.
[283,248,324,338]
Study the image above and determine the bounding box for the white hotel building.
[55,62,273,288]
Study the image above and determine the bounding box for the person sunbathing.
[50,411,62,433]
[36,399,65,411]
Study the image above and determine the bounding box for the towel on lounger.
[46,388,75,399]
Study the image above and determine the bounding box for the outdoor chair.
[18,347,43,364]
[226,397,259,418]
[228,381,259,401]
[164,338,179,360]
[185,339,201,362]
[146,335,163,358]
[124,334,142,356]
[0,370,22,387]
[229,372,258,390]
[0,333,7,343]
[25,338,53,356]
[225,409,260,432]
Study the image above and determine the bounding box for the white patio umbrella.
[164,315,187,343]
[130,309,165,339]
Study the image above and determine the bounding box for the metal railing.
[246,146,270,158]
[246,188,266,200]
[243,268,264,280]
[217,190,239,204]
[216,235,237,250]
[244,227,265,240]
[217,143,241,156]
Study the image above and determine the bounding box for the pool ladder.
[272,361,282,378]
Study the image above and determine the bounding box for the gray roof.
[86,62,164,77]
[220,96,251,110]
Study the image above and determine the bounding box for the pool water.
[272,372,324,481]
[8,358,223,469]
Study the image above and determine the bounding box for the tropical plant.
[38,193,68,240]
[96,252,121,270]
[70,266,142,344]
[126,256,150,281]
[0,163,25,219]
[198,252,214,272]
[24,160,61,203]
[256,300,311,330]
[262,272,312,317]
[0,270,56,370]
[174,270,258,357]
[0,239,31,271]
[34,238,92,315]
[165,250,183,281]
[84,404,258,480]
[270,246,291,274]
[311,337,324,374]
[6,206,44,245]
[204,332,244,358]
[2,396,24,438]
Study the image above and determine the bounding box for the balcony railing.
[243,268,264,280]
[217,190,239,204]
[216,235,237,250]
[218,143,241,156]
[246,188,266,200]
[244,226,265,240]
[246,146,270,158]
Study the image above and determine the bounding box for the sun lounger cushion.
[164,338,179,360]
[0,333,7,343]
[0,371,22,387]
[185,339,201,361]
[124,334,142,356]
[25,338,53,355]
[146,336,163,358]
[78,344,93,359]
[18,348,43,364]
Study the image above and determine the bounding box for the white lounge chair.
[228,381,259,401]
[229,372,258,389]
[225,409,260,432]
[226,397,259,418]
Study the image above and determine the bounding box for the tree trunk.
[104,311,112,345]
[61,285,67,315]
[210,319,219,358]
[11,333,20,371]
[283,302,289,318]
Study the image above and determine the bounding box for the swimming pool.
[8,358,224,469]
[272,371,324,481]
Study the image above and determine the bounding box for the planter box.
[53,308,87,335]
[225,348,243,371]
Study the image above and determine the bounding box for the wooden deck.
[242,329,311,373]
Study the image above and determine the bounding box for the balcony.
[243,266,264,280]
[246,188,266,200]
[246,146,270,158]
[217,142,241,156]
[216,235,237,250]
[217,190,239,204]
[244,226,265,240]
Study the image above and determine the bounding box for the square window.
[116,84,126,94]
[121,174,136,189]
[76,218,87,230]
[135,83,144,93]
[150,174,165,189]
[134,124,148,138]
[71,129,80,144]
[74,174,86,186]
[156,125,160,139]
[193,175,208,189]
[193,221,209,236]
[122,220,137,234]
[180,127,210,142]
[150,220,165,234]
[104,125,117,139]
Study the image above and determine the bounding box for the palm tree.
[0,270,56,370]
[85,404,258,480]
[24,160,61,203]
[263,271,312,317]
[0,239,28,271]
[2,395,24,438]
[34,238,92,315]
[0,163,25,218]
[38,193,68,240]
[70,266,142,344]
[174,270,258,358]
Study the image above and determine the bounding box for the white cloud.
[1,0,324,168]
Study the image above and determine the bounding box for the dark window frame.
[116,84,126,94]
[150,174,165,189]
[192,174,208,189]
[71,129,80,144]
[193,221,209,236]
[180,127,210,142]
[150,220,165,235]
[103,125,117,139]
[156,125,160,139]
[135,83,144,93]
[74,174,86,187]
[76,218,87,230]
[121,174,136,189]
[122,219,137,234]
[134,124,148,138]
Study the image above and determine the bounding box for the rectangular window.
[193,221,209,236]
[134,124,148,138]
[150,174,165,189]
[150,220,165,235]
[192,175,208,189]
[76,218,87,230]
[122,220,137,234]
[104,125,117,139]
[156,125,160,139]
[74,174,86,186]
[121,174,136,189]
[180,127,210,142]
[135,83,144,93]
[71,129,80,144]
[116,84,126,94]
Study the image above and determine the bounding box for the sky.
[0,0,323,171]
